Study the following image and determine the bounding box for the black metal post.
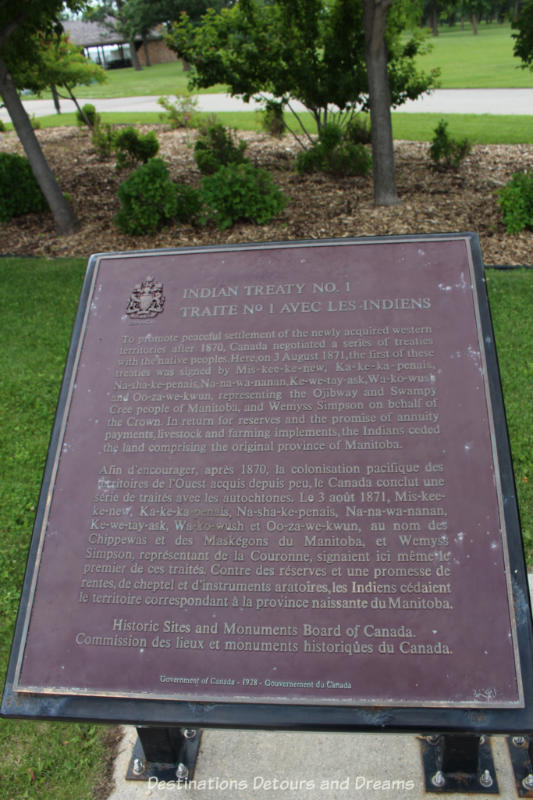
[126,726,202,782]
[508,735,533,797]
[421,733,498,793]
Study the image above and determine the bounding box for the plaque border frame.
[2,233,533,733]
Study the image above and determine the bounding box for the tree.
[420,0,510,36]
[16,33,107,123]
[167,0,437,202]
[0,0,83,235]
[83,0,231,69]
[513,0,533,68]
[84,1,144,70]
[120,0,164,66]
[422,0,440,35]
[168,0,364,137]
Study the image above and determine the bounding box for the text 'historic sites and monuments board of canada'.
[13,237,524,709]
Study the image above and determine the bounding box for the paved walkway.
[1,88,532,124]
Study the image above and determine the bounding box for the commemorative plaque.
[3,234,533,732]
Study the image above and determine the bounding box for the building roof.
[63,19,124,47]
[63,19,161,47]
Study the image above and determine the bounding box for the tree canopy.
[15,32,106,96]
[166,0,438,136]
[0,0,85,61]
[513,0,533,68]
[14,31,107,123]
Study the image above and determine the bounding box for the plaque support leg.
[126,726,202,782]
[421,734,498,794]
[507,736,533,797]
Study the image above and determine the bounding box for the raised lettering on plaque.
[13,237,524,708]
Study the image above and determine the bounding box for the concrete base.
[109,727,519,800]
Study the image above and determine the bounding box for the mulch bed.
[0,125,531,265]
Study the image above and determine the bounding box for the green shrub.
[194,123,248,175]
[260,100,285,138]
[295,146,323,174]
[175,183,202,223]
[429,119,472,170]
[295,122,372,177]
[91,122,116,159]
[344,114,371,145]
[114,127,160,168]
[0,119,6,133]
[158,92,198,129]
[199,163,286,230]
[325,141,372,177]
[76,103,99,129]
[498,172,533,234]
[115,158,178,235]
[0,152,47,222]
[296,140,320,173]
[318,121,343,151]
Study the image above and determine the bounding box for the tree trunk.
[51,85,60,114]
[130,40,142,71]
[66,86,94,129]
[0,56,79,235]
[143,39,151,67]
[363,0,400,206]
[431,0,439,36]
[471,12,478,34]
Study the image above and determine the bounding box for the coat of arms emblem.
[126,276,165,318]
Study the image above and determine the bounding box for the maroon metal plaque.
[13,237,524,708]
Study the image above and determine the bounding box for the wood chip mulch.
[0,125,531,265]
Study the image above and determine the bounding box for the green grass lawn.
[391,113,533,144]
[26,60,226,101]
[0,258,531,797]
[24,109,533,145]
[485,268,533,562]
[415,21,533,88]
